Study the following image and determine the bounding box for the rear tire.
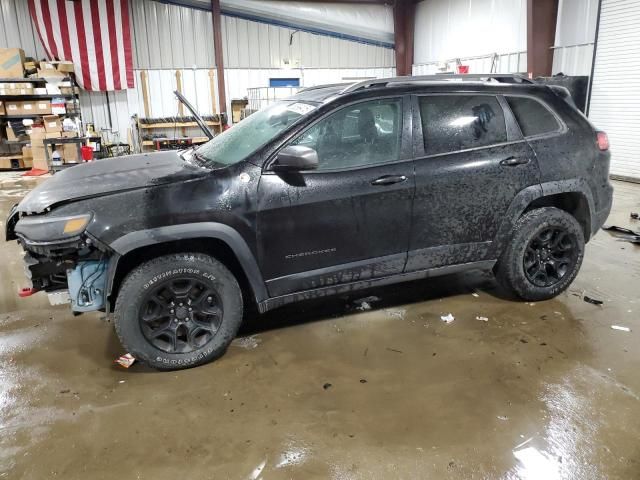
[494,207,584,301]
[114,253,243,370]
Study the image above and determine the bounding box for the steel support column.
[527,0,559,77]
[211,0,227,118]
[394,0,415,76]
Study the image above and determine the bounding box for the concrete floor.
[0,177,639,479]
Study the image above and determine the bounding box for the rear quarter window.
[506,96,561,137]
[419,95,507,156]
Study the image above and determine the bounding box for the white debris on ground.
[476,316,489,322]
[114,353,136,368]
[231,334,262,349]
[611,325,631,332]
[440,313,455,323]
[385,308,406,320]
[354,296,380,311]
[471,292,480,298]
[356,301,372,311]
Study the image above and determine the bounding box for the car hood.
[17,151,209,214]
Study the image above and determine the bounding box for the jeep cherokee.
[5,75,613,370]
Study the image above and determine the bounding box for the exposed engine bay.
[7,205,111,313]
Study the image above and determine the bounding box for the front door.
[257,96,414,297]
[407,93,540,271]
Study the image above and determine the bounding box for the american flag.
[28,0,134,91]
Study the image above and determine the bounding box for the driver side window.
[290,98,403,171]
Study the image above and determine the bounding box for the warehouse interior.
[1,0,640,478]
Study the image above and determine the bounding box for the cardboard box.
[34,87,47,95]
[39,61,57,71]
[37,68,65,79]
[0,48,25,78]
[45,132,61,139]
[20,101,35,115]
[31,145,51,171]
[22,146,33,160]
[43,115,62,133]
[0,157,24,170]
[0,101,4,115]
[24,60,38,73]
[61,131,78,138]
[5,124,18,141]
[62,143,79,162]
[32,157,50,171]
[23,158,33,169]
[4,101,21,115]
[56,61,74,73]
[35,100,52,115]
[29,129,46,148]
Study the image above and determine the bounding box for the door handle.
[500,156,531,167]
[371,175,408,186]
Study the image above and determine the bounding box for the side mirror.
[272,145,319,172]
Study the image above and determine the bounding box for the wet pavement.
[0,178,639,479]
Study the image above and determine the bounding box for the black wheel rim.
[523,226,578,288]
[139,277,223,354]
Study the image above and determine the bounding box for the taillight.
[596,131,609,151]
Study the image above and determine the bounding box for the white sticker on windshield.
[286,102,316,115]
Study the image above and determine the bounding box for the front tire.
[114,253,243,370]
[494,207,584,301]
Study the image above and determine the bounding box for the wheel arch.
[493,180,595,257]
[105,223,268,310]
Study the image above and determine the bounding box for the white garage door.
[588,0,640,180]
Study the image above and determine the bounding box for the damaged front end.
[7,206,111,313]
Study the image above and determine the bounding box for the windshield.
[197,100,318,166]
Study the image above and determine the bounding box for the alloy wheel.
[139,277,223,353]
[523,226,579,288]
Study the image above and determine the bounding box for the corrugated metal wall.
[130,0,216,69]
[552,0,599,76]
[130,0,394,69]
[0,0,47,58]
[413,0,527,68]
[221,16,394,69]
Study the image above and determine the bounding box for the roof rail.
[298,82,350,93]
[339,74,534,94]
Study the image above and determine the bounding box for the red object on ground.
[81,145,94,161]
[22,169,49,176]
[457,65,469,74]
[18,287,39,297]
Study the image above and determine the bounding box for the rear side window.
[506,96,560,137]
[418,95,507,156]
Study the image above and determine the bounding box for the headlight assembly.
[14,213,93,243]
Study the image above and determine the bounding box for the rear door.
[407,93,540,271]
[257,96,415,297]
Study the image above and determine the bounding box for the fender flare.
[492,180,595,257]
[105,223,268,304]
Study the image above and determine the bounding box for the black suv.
[6,75,613,370]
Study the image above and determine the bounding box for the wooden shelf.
[139,121,221,129]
